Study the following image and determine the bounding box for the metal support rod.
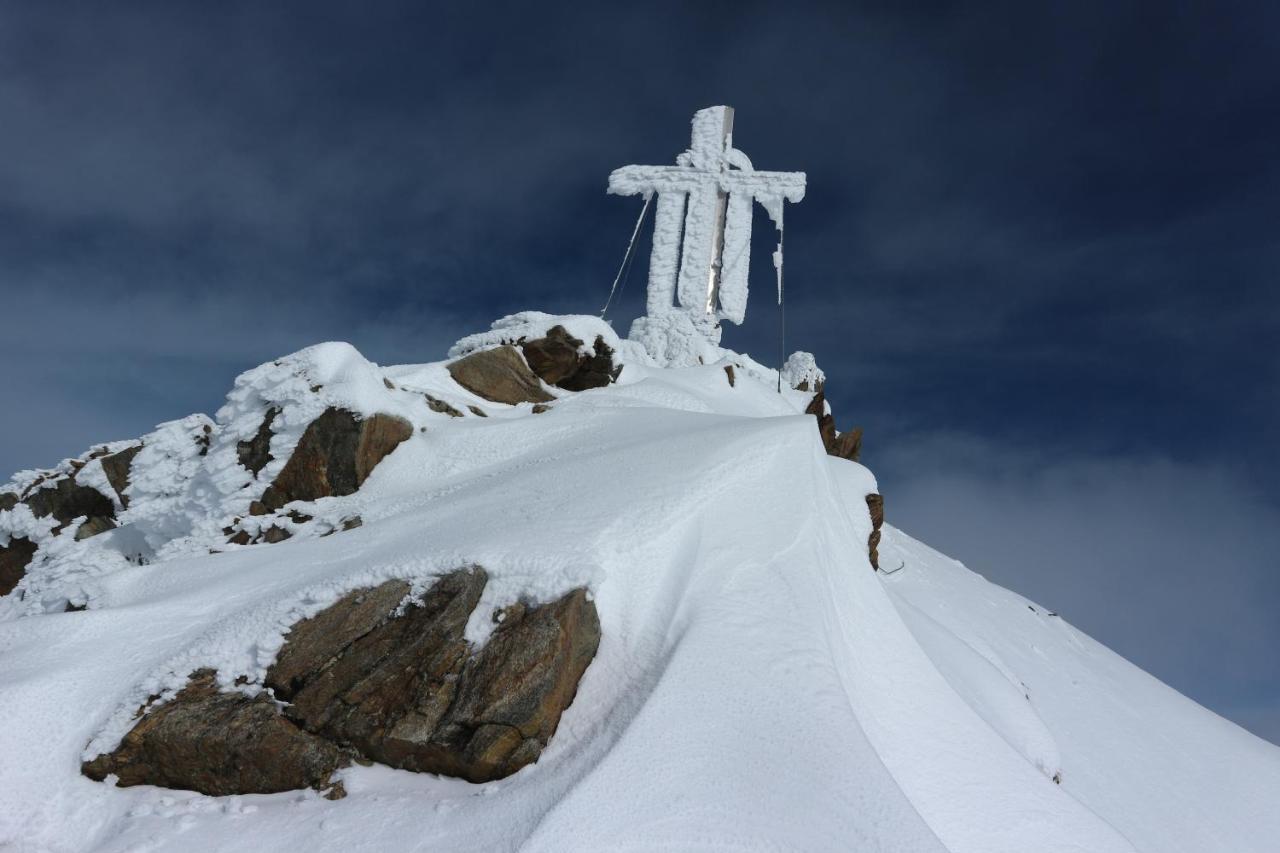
[601,192,653,320]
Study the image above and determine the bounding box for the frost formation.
[608,105,806,358]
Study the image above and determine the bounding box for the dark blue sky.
[1,2,1277,743]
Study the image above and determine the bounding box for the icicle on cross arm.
[607,105,805,327]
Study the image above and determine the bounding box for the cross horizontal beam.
[608,166,807,203]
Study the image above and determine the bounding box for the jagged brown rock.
[1,536,37,596]
[805,391,836,448]
[447,346,555,405]
[865,493,884,571]
[237,407,280,477]
[267,579,416,697]
[99,445,141,507]
[804,390,862,462]
[82,669,346,796]
[267,568,600,784]
[423,394,463,417]
[82,569,600,797]
[257,408,412,513]
[270,570,486,771]
[520,326,617,392]
[519,328,579,385]
[724,365,736,387]
[258,525,292,544]
[0,492,17,512]
[831,428,862,462]
[75,516,117,541]
[422,587,600,782]
[23,477,116,535]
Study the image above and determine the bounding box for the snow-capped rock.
[82,568,600,794]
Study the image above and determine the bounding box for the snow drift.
[1,313,1277,853]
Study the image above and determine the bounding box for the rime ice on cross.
[608,106,806,335]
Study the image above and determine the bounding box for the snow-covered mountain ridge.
[1,312,1277,852]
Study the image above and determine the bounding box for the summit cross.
[608,106,806,333]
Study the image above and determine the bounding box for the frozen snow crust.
[2,313,1278,852]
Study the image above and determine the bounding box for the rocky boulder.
[424,587,600,782]
[83,568,602,796]
[23,476,116,536]
[0,536,37,597]
[520,325,617,392]
[267,568,600,784]
[237,407,279,477]
[99,445,141,508]
[254,408,413,514]
[447,346,555,406]
[82,669,346,797]
[74,516,117,541]
[805,390,862,462]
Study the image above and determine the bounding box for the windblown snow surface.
[1,316,1278,852]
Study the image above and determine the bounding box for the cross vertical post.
[704,107,734,315]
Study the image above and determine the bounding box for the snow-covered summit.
[1,313,1277,853]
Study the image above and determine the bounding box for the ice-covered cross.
[608,106,806,334]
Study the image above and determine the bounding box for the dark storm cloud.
[0,1,1276,741]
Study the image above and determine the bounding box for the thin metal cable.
[601,193,653,320]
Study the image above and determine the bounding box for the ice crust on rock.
[449,312,640,362]
[781,350,826,391]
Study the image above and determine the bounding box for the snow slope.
[882,530,1280,853]
[1,321,1277,852]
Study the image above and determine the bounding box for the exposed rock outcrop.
[99,445,141,507]
[83,569,601,796]
[1,492,19,512]
[82,669,346,797]
[520,325,617,392]
[23,477,116,536]
[831,428,863,462]
[267,568,600,784]
[805,390,862,462]
[866,493,884,571]
[1,536,37,596]
[425,587,599,782]
[447,346,555,406]
[75,516,117,541]
[259,525,292,544]
[254,408,412,514]
[237,407,280,477]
